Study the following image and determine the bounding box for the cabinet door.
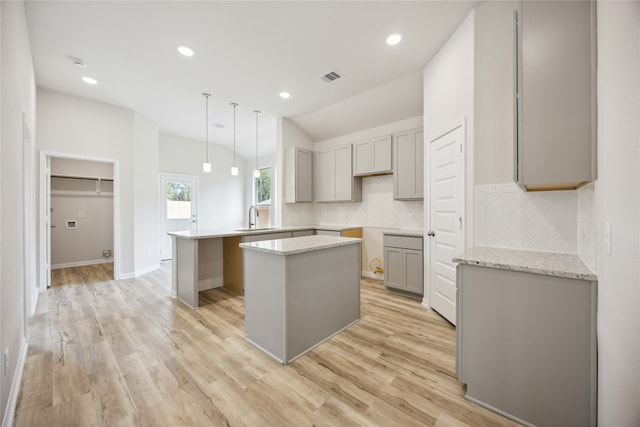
[243,231,292,243]
[517,1,595,190]
[353,141,372,176]
[394,131,414,199]
[384,247,405,290]
[316,230,341,237]
[372,135,392,173]
[315,150,334,202]
[414,130,424,198]
[334,145,353,201]
[404,249,423,295]
[296,149,313,202]
[292,229,315,238]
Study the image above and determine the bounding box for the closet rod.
[51,174,114,182]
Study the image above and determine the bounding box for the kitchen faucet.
[248,205,260,229]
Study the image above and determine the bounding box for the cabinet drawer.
[383,235,423,251]
[292,229,315,237]
[316,229,341,237]
[243,232,292,243]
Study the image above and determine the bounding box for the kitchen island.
[168,225,362,308]
[240,235,361,364]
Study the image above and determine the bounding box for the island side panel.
[176,237,199,309]
[243,250,286,363]
[197,237,223,291]
[223,236,243,294]
[285,243,361,362]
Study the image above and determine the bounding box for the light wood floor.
[51,263,114,287]
[15,263,519,426]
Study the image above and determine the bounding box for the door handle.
[427,231,435,237]
[51,225,56,229]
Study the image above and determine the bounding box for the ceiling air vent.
[321,71,342,83]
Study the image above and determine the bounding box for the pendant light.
[230,103,239,176]
[253,110,261,178]
[202,93,212,173]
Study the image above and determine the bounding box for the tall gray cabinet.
[393,129,424,200]
[285,147,313,203]
[315,145,362,202]
[515,0,596,190]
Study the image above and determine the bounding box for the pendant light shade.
[254,110,261,178]
[202,93,212,173]
[230,103,239,176]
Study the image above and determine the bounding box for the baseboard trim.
[119,263,160,280]
[2,337,28,427]
[52,258,113,269]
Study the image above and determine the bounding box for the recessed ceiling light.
[279,91,291,99]
[82,76,98,85]
[177,45,194,57]
[386,33,402,46]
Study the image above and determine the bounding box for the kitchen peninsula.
[168,225,362,308]
[241,235,361,364]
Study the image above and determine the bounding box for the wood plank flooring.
[14,262,519,426]
[51,263,113,287]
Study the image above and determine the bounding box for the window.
[254,167,272,228]
[166,181,192,219]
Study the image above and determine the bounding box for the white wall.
[159,134,246,230]
[422,10,475,302]
[37,89,139,276]
[51,157,113,178]
[1,0,36,422]
[595,2,640,425]
[133,113,160,273]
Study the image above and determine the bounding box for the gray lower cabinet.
[393,129,424,200]
[456,264,597,427]
[383,234,423,298]
[242,231,292,243]
[291,229,315,238]
[515,0,596,190]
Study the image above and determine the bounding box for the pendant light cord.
[254,111,261,175]
[232,103,237,167]
[204,93,210,164]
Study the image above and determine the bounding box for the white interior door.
[160,174,198,261]
[428,124,465,325]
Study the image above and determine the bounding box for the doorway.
[427,122,466,325]
[39,152,120,287]
[159,173,198,261]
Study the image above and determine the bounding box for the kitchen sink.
[234,227,276,232]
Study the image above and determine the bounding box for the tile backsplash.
[578,182,597,273]
[283,174,423,229]
[475,183,577,253]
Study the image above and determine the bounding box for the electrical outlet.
[604,222,612,256]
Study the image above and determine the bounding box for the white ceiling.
[24,1,480,159]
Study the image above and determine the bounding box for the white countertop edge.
[453,246,597,282]
[240,235,362,256]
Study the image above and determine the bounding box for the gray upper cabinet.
[353,135,392,176]
[315,145,362,202]
[515,0,596,191]
[393,129,424,200]
[285,147,313,203]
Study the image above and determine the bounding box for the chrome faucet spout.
[248,205,260,229]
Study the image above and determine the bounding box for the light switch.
[604,222,611,256]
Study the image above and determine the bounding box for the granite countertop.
[240,235,362,256]
[453,246,597,281]
[168,225,363,240]
[383,229,424,238]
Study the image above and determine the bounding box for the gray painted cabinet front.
[515,0,596,190]
[393,129,424,200]
[383,234,424,297]
[456,264,597,427]
[353,135,392,176]
[285,147,313,203]
[314,145,362,202]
